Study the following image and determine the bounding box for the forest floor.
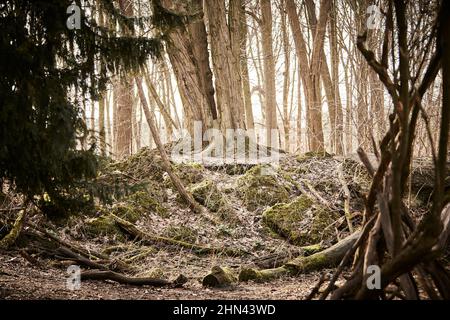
[0,250,322,299]
[0,147,439,299]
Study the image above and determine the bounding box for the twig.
[81,270,187,288]
[337,164,353,233]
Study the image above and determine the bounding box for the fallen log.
[112,214,247,256]
[239,232,361,282]
[253,244,321,269]
[202,266,238,287]
[81,270,187,288]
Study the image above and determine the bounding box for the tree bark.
[114,0,134,158]
[204,0,245,130]
[260,0,277,147]
[239,1,255,131]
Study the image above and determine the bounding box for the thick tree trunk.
[114,0,134,158]
[166,27,210,134]
[187,0,218,126]
[329,0,344,155]
[204,0,245,130]
[115,79,133,158]
[308,0,330,152]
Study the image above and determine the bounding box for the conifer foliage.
[0,0,161,202]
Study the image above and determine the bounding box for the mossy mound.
[236,164,291,211]
[184,179,236,221]
[262,195,339,246]
[188,180,225,212]
[296,151,333,162]
[164,162,205,188]
[84,189,167,240]
[84,215,125,241]
[123,191,167,218]
[108,147,166,182]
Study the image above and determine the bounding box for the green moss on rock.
[237,164,291,211]
[84,215,125,241]
[262,195,339,246]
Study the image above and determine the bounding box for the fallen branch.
[253,245,321,269]
[81,270,187,288]
[337,165,354,233]
[25,223,132,272]
[55,246,109,270]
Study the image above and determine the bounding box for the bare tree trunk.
[329,0,344,155]
[166,27,210,134]
[115,0,134,158]
[98,95,106,156]
[344,60,353,154]
[285,0,329,152]
[308,0,330,152]
[204,0,245,130]
[135,78,203,214]
[239,1,255,130]
[281,0,291,151]
[297,65,303,152]
[187,0,218,128]
[260,0,277,147]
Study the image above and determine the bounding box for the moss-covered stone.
[262,195,339,246]
[237,164,291,211]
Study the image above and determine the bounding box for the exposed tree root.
[239,232,360,282]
